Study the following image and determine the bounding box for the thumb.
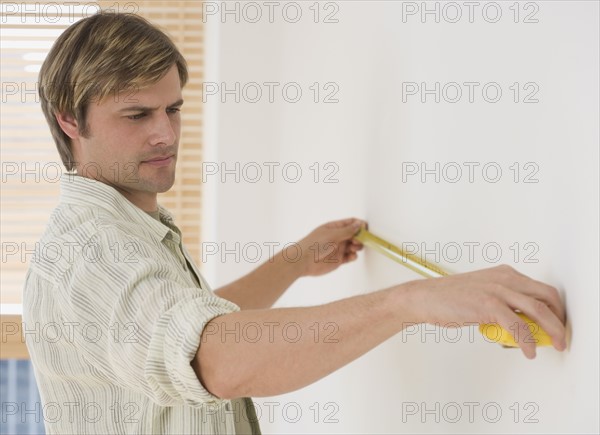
[338,220,365,240]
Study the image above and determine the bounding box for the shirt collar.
[59,173,176,242]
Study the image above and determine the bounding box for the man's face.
[74,64,183,210]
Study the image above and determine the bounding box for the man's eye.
[168,108,181,114]
[128,113,146,120]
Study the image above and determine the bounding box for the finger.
[498,267,566,324]
[344,246,357,256]
[492,306,537,359]
[503,290,566,351]
[349,242,364,253]
[327,217,365,229]
[328,218,354,228]
[527,280,565,325]
[343,251,358,263]
[336,220,366,240]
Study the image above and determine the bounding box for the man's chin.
[155,184,174,194]
[150,178,176,194]
[126,176,175,194]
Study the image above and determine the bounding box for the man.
[24,10,567,435]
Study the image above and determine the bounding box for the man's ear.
[55,112,80,139]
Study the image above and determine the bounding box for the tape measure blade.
[355,228,447,278]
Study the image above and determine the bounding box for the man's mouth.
[141,155,175,166]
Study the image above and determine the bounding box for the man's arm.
[194,264,567,400]
[214,219,365,310]
[213,246,304,310]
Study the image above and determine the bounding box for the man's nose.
[149,112,177,146]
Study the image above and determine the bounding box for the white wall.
[203,1,599,433]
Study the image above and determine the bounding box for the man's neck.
[76,173,158,212]
[114,186,158,213]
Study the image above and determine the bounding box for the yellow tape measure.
[353,227,552,348]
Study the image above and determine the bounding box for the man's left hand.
[294,217,367,277]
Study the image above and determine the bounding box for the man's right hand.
[403,264,567,359]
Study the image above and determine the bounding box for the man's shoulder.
[44,201,146,242]
[30,202,157,276]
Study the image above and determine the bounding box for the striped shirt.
[22,173,261,434]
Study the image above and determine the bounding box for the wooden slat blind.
[0,2,204,311]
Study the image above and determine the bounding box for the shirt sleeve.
[51,225,240,407]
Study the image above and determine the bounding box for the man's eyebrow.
[118,99,184,113]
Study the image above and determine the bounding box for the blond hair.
[38,11,188,171]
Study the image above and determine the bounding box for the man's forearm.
[213,247,304,310]
[196,265,568,400]
[195,280,418,399]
